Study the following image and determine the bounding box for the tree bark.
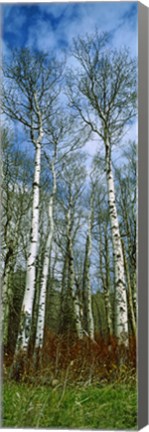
[59,249,69,334]
[2,256,13,348]
[99,229,113,338]
[132,273,137,320]
[35,162,56,349]
[122,240,136,337]
[67,209,83,339]
[106,143,128,344]
[82,198,94,340]
[2,213,22,348]
[16,115,43,352]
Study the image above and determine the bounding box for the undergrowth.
[3,333,137,429]
[3,332,136,386]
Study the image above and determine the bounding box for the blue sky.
[2,2,138,57]
[2,2,138,162]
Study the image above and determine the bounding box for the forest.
[2,29,137,429]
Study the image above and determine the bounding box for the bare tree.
[2,128,31,350]
[57,152,87,338]
[82,187,95,340]
[115,142,137,336]
[66,32,136,344]
[2,48,64,352]
[93,178,113,339]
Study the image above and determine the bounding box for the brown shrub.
[3,331,136,386]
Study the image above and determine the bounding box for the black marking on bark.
[116,278,125,286]
[29,261,35,267]
[120,306,126,313]
[33,182,40,188]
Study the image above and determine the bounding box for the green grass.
[3,381,137,429]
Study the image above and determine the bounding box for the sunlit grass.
[3,381,137,429]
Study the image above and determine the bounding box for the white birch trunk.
[83,203,94,340]
[73,292,83,339]
[67,209,83,339]
[99,230,113,338]
[16,101,43,352]
[106,144,128,344]
[35,163,56,348]
[132,273,137,319]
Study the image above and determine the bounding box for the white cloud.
[38,3,74,19]
[2,39,11,59]
[27,19,57,53]
[26,3,138,58]
[2,5,26,36]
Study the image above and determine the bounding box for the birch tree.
[35,113,83,348]
[35,159,56,349]
[121,239,136,337]
[82,190,95,340]
[67,32,136,343]
[115,142,137,335]
[93,178,113,338]
[3,49,63,351]
[67,206,83,339]
[57,152,86,338]
[99,227,113,338]
[28,191,51,353]
[2,128,31,350]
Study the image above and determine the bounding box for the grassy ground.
[3,381,137,429]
